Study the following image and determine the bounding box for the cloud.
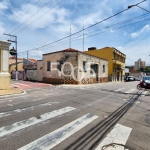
[0,0,9,17]
[75,13,102,28]
[29,50,43,58]
[131,24,150,38]
[0,1,8,10]
[9,3,70,31]
[123,32,127,36]
[1,0,150,66]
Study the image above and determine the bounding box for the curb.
[0,90,27,98]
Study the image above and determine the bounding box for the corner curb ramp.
[0,90,27,98]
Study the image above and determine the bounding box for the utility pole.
[4,33,18,80]
[83,22,85,51]
[27,50,29,68]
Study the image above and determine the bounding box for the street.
[0,81,150,150]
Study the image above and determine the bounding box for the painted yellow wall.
[0,76,10,90]
[9,63,23,73]
[84,48,113,75]
[0,50,1,72]
[84,47,126,79]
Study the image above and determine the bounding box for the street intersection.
[0,81,149,150]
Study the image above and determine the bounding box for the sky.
[0,0,150,65]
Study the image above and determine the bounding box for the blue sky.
[0,0,150,65]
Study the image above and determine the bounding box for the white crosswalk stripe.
[95,124,132,150]
[11,84,22,87]
[141,91,149,96]
[13,83,30,86]
[114,87,125,92]
[0,106,75,137]
[0,101,60,118]
[18,113,98,150]
[124,89,136,94]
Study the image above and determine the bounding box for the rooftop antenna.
[69,23,71,49]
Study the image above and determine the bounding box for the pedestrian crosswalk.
[11,82,53,90]
[76,85,149,96]
[0,99,133,150]
[0,107,75,137]
[18,113,98,150]
[1,82,147,150]
[95,124,132,150]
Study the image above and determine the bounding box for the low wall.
[26,70,38,81]
[43,77,108,84]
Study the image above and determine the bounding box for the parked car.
[134,77,141,81]
[126,76,134,81]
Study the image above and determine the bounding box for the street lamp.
[128,0,150,14]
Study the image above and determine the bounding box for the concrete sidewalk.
[0,88,22,96]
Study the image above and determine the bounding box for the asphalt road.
[0,81,150,150]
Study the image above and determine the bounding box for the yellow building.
[84,47,126,81]
[9,62,23,73]
[9,57,23,73]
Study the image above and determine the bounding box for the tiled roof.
[9,56,23,60]
[28,59,37,63]
[43,48,108,61]
[43,48,79,55]
[62,48,79,52]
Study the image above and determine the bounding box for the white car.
[126,76,134,81]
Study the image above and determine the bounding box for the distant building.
[134,59,145,70]
[9,57,23,73]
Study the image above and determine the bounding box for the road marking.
[44,93,53,96]
[32,98,45,102]
[0,106,75,137]
[124,89,136,94]
[13,83,30,86]
[10,84,22,87]
[0,101,59,118]
[7,104,13,106]
[0,95,30,102]
[18,113,98,150]
[141,91,149,97]
[95,124,132,150]
[114,87,125,92]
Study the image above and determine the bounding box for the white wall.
[37,60,43,81]
[26,70,37,81]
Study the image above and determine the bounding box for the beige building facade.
[42,48,108,84]
[0,41,11,90]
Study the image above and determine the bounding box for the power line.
[9,0,53,34]
[14,0,65,35]
[17,11,150,54]
[19,0,146,53]
[84,12,150,35]
[0,0,41,40]
[5,0,41,34]
[121,18,150,48]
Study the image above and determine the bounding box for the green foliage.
[139,66,150,72]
